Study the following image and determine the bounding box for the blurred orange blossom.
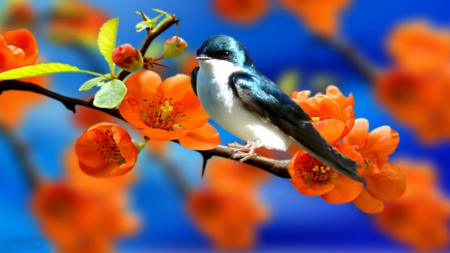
[375,160,450,250]
[119,70,220,150]
[47,0,109,46]
[377,21,450,143]
[387,21,450,74]
[212,0,269,24]
[280,0,350,37]
[31,148,139,253]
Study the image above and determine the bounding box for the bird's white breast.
[196,59,292,151]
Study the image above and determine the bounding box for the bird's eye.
[222,50,231,58]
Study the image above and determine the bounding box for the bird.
[190,35,362,182]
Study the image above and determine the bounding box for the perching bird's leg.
[227,141,258,162]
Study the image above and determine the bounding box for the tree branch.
[0,80,291,178]
[318,36,379,82]
[0,121,41,189]
[117,18,180,81]
[0,80,124,120]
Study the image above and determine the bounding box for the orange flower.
[32,181,139,253]
[31,182,101,248]
[65,147,139,238]
[0,29,38,72]
[187,188,269,250]
[47,0,109,46]
[65,147,136,195]
[32,148,139,253]
[212,0,269,24]
[119,70,220,150]
[376,69,450,143]
[292,85,355,141]
[289,121,364,204]
[280,0,350,37]
[375,160,450,251]
[75,123,137,178]
[387,21,450,74]
[344,118,405,213]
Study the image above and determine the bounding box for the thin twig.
[318,35,378,82]
[0,80,292,178]
[117,18,180,81]
[0,121,41,189]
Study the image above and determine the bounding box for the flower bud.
[162,36,187,58]
[112,43,143,72]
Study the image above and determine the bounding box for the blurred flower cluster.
[376,21,450,143]
[31,148,139,253]
[375,159,450,251]
[187,152,272,250]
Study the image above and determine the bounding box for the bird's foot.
[227,141,258,162]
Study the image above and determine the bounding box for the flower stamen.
[299,156,337,183]
[97,130,124,163]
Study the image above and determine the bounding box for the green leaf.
[0,63,101,80]
[97,17,119,68]
[93,79,127,108]
[136,22,152,32]
[79,76,106,91]
[277,70,300,95]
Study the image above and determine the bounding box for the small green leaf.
[79,76,106,91]
[136,22,151,32]
[98,17,119,68]
[0,63,99,80]
[93,79,127,108]
[277,70,300,95]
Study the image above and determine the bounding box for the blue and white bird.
[191,35,362,182]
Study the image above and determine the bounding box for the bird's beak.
[196,54,211,60]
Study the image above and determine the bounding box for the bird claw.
[226,141,258,162]
[231,151,257,162]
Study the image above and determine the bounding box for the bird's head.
[196,35,254,69]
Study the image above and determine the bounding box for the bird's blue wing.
[190,66,199,96]
[230,71,362,182]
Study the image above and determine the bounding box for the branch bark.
[0,121,41,189]
[0,80,291,178]
[117,18,180,81]
[318,35,379,83]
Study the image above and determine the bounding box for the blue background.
[1,0,449,252]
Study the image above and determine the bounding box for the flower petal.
[141,126,189,141]
[344,118,369,149]
[158,74,191,102]
[119,96,149,130]
[290,178,335,196]
[322,172,363,204]
[353,188,384,214]
[314,119,345,143]
[3,29,38,66]
[124,70,160,98]
[0,45,16,73]
[365,162,406,202]
[360,126,400,161]
[179,123,221,150]
[175,88,210,129]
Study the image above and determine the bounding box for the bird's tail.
[290,122,362,182]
